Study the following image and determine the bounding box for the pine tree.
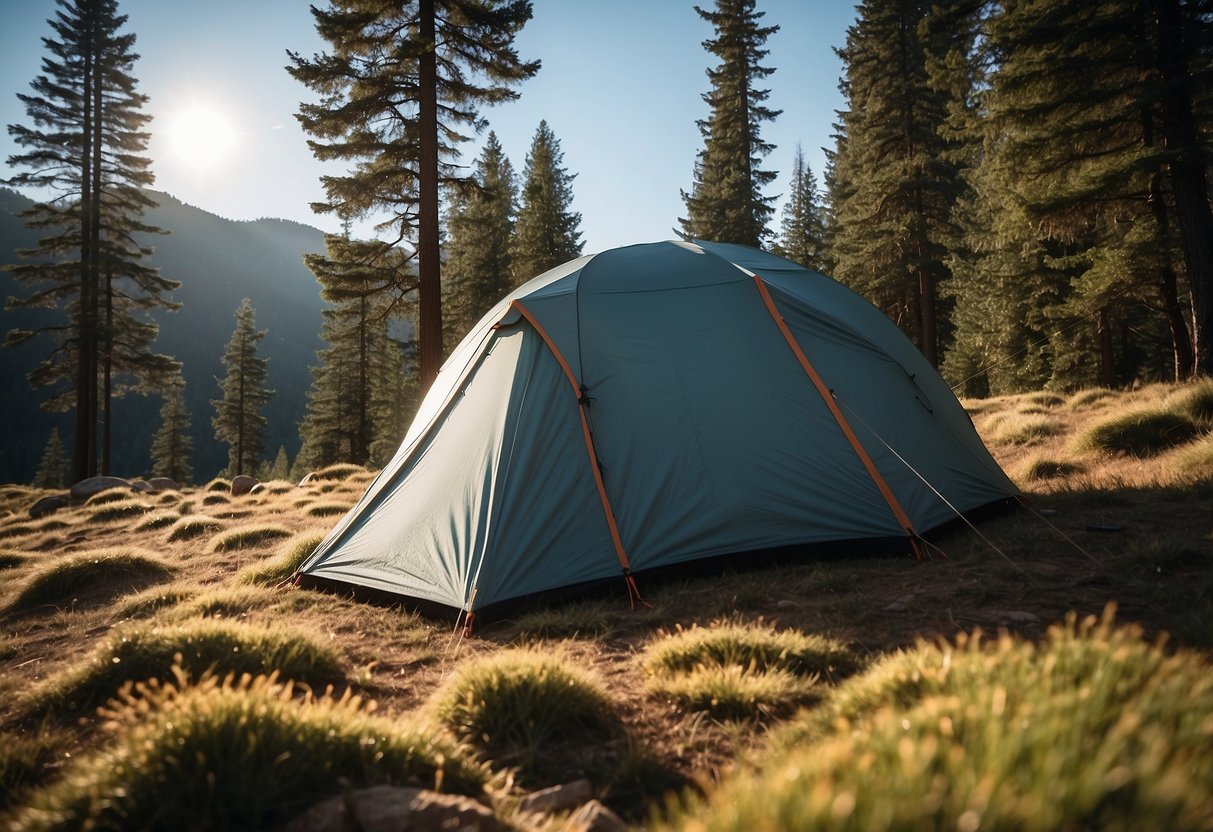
[443,131,518,342]
[511,120,583,282]
[287,0,539,394]
[150,375,192,484]
[828,0,971,367]
[680,0,781,247]
[266,446,290,481]
[33,428,69,489]
[211,299,273,477]
[771,144,826,270]
[5,0,179,479]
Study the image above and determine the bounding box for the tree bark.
[416,0,443,393]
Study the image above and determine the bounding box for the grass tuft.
[12,672,487,831]
[204,478,231,492]
[0,549,27,570]
[643,620,858,720]
[83,489,130,507]
[87,499,153,523]
[208,523,293,553]
[1067,387,1117,409]
[0,726,66,813]
[305,502,352,518]
[1074,408,1200,457]
[133,512,178,532]
[428,647,621,784]
[237,532,324,586]
[1172,435,1213,477]
[665,609,1213,831]
[309,462,371,482]
[7,548,174,613]
[1164,378,1213,426]
[1020,455,1085,482]
[30,619,347,717]
[989,413,1066,445]
[166,514,223,542]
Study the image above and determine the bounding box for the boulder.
[283,786,501,832]
[517,780,593,815]
[29,495,68,519]
[129,479,153,492]
[230,475,257,496]
[147,477,179,491]
[68,475,130,501]
[565,800,627,832]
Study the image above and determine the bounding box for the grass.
[0,550,26,570]
[166,513,223,542]
[87,499,153,523]
[309,462,370,481]
[1073,408,1201,457]
[0,726,66,813]
[6,548,174,613]
[643,620,860,720]
[10,672,488,832]
[660,609,1213,831]
[133,511,178,532]
[987,412,1066,445]
[236,531,324,586]
[428,647,623,785]
[29,619,348,717]
[1019,455,1085,481]
[305,502,352,517]
[208,523,294,553]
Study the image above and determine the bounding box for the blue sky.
[1,0,858,254]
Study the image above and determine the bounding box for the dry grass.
[0,382,1208,828]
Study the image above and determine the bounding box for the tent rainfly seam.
[750,274,925,560]
[509,300,634,575]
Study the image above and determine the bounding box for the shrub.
[166,514,223,542]
[31,619,347,716]
[237,532,324,586]
[1074,409,1200,457]
[11,672,487,831]
[209,524,293,553]
[428,647,620,784]
[665,610,1213,832]
[7,548,174,613]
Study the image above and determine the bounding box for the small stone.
[68,475,130,501]
[565,800,627,832]
[29,495,68,519]
[230,475,257,496]
[517,779,593,815]
[282,786,501,832]
[1003,610,1039,623]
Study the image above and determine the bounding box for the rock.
[776,599,797,609]
[147,477,179,491]
[298,472,316,485]
[565,800,627,832]
[282,786,501,832]
[68,475,130,501]
[250,482,267,494]
[29,495,68,519]
[129,479,153,492]
[1002,610,1040,623]
[230,475,257,496]
[517,780,593,815]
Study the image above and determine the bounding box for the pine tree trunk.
[102,263,113,475]
[417,0,443,393]
[1154,0,1213,376]
[87,10,104,478]
[1098,309,1117,387]
[74,24,95,484]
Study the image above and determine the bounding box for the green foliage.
[511,120,584,282]
[429,647,619,783]
[211,299,273,477]
[771,145,826,271]
[237,532,324,587]
[7,549,174,613]
[30,619,347,717]
[12,672,487,831]
[149,377,193,484]
[680,0,780,247]
[31,429,67,490]
[1073,409,1200,457]
[208,524,293,553]
[665,611,1213,831]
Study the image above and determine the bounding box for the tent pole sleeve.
[510,300,633,572]
[751,275,924,556]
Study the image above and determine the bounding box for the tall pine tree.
[771,144,826,270]
[511,121,584,281]
[829,0,971,367]
[150,373,192,484]
[680,0,781,247]
[287,0,539,393]
[211,299,273,477]
[443,131,518,342]
[5,0,178,479]
[33,428,69,489]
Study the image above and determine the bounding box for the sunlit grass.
[237,532,324,586]
[1073,408,1200,457]
[208,523,293,553]
[7,548,174,613]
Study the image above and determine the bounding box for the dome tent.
[297,240,1017,619]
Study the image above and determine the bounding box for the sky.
[0,0,858,256]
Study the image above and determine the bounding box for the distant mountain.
[0,187,328,483]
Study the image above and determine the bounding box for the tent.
[297,240,1018,618]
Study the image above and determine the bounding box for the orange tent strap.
[751,275,923,558]
[510,300,633,572]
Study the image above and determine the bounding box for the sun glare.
[162,103,238,172]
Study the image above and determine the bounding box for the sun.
[162,103,238,172]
